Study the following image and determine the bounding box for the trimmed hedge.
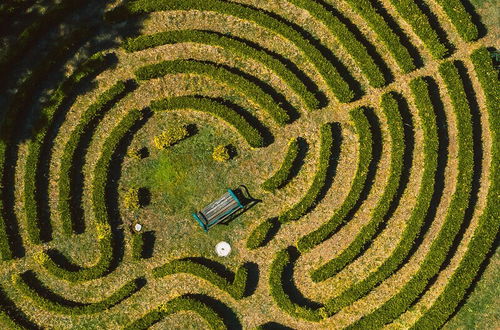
[322,77,439,315]
[411,47,499,329]
[131,233,145,260]
[434,0,478,42]
[124,30,320,110]
[24,52,110,244]
[58,80,130,236]
[0,28,92,260]
[150,96,266,148]
[41,110,143,282]
[277,123,335,224]
[13,272,142,315]
[269,248,323,321]
[297,108,372,253]
[136,59,291,126]
[389,0,448,59]
[124,295,226,330]
[311,93,405,280]
[344,0,415,73]
[153,259,248,300]
[127,0,355,102]
[347,60,475,329]
[246,218,274,250]
[261,137,302,192]
[288,0,386,88]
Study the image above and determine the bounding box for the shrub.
[13,271,142,315]
[261,137,302,192]
[434,0,478,42]
[269,248,323,321]
[152,125,189,150]
[212,145,231,162]
[246,218,274,250]
[127,0,355,102]
[348,61,475,328]
[153,259,248,300]
[389,0,448,59]
[131,233,145,260]
[58,80,129,236]
[277,123,334,224]
[150,96,266,148]
[122,188,140,210]
[344,0,415,73]
[288,0,386,88]
[322,77,439,315]
[127,147,142,160]
[24,52,110,244]
[311,92,405,280]
[137,59,291,126]
[124,296,226,330]
[124,29,320,110]
[297,108,372,253]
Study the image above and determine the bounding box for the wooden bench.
[192,189,244,232]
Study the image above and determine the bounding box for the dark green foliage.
[246,218,274,250]
[127,0,355,102]
[261,138,302,191]
[288,0,386,88]
[13,272,142,314]
[269,249,323,321]
[322,77,439,316]
[411,46,499,329]
[311,92,405,280]
[435,0,478,42]
[124,30,320,110]
[131,233,145,260]
[344,0,415,73]
[389,0,449,59]
[124,296,226,330]
[297,108,372,253]
[58,80,130,236]
[41,110,142,282]
[136,59,291,126]
[347,62,475,327]
[277,123,334,224]
[150,96,266,148]
[24,52,110,244]
[153,259,248,300]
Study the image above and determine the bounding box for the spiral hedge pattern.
[0,0,498,328]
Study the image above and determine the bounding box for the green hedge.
[288,0,386,88]
[322,77,439,316]
[124,296,226,330]
[124,30,320,110]
[58,80,130,236]
[347,60,475,329]
[246,218,274,250]
[297,108,372,253]
[127,0,355,102]
[13,272,141,315]
[277,123,334,224]
[153,259,248,300]
[344,0,415,73]
[0,28,92,260]
[137,59,291,126]
[434,0,478,42]
[389,0,448,59]
[311,93,405,280]
[131,233,145,260]
[150,96,266,148]
[411,47,499,329]
[269,248,323,321]
[23,52,110,244]
[41,110,142,282]
[261,137,302,191]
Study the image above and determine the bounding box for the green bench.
[192,189,244,232]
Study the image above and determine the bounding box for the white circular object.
[134,223,142,232]
[215,241,231,257]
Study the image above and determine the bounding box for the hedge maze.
[0,0,498,328]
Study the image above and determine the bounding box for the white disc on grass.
[134,223,142,232]
[215,241,231,257]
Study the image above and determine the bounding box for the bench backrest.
[192,189,243,231]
